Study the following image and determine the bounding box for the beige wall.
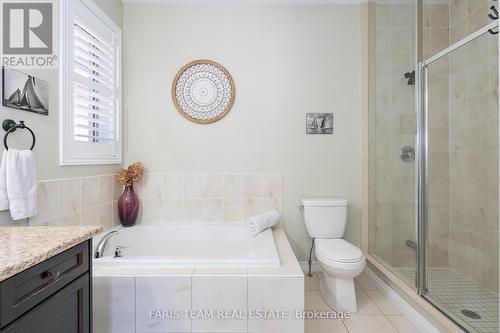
[0,0,123,225]
[123,4,362,260]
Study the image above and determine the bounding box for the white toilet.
[301,198,366,312]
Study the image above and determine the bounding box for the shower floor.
[398,267,499,333]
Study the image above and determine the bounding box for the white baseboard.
[299,261,439,333]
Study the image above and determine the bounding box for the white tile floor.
[305,271,422,333]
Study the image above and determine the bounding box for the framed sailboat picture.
[306,113,333,134]
[2,67,49,116]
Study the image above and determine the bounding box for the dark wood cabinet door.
[1,273,90,333]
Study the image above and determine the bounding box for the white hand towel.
[247,210,281,237]
[6,149,37,220]
[0,151,8,211]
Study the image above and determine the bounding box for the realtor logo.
[2,3,53,54]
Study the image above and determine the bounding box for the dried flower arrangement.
[116,161,144,186]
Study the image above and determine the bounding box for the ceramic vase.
[118,183,139,227]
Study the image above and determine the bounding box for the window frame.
[60,0,122,166]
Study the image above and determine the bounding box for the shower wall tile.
[468,3,489,34]
[371,3,450,269]
[390,5,410,28]
[448,20,499,290]
[376,5,390,28]
[430,5,449,28]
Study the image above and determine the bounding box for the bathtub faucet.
[94,231,118,258]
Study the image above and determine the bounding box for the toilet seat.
[315,239,365,271]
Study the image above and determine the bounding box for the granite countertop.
[0,226,102,282]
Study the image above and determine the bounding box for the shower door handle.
[400,146,415,162]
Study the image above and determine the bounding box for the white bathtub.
[93,223,280,268]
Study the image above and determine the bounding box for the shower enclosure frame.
[415,18,499,332]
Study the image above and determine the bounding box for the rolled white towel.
[247,210,281,237]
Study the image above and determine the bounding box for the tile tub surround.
[134,173,283,224]
[93,229,304,333]
[28,174,122,230]
[0,225,101,281]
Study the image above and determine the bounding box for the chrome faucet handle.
[94,230,118,258]
[114,245,129,258]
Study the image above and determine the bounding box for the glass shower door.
[367,1,418,288]
[422,26,499,333]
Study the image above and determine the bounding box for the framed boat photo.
[306,113,333,134]
[2,67,49,116]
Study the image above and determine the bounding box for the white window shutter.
[60,0,121,165]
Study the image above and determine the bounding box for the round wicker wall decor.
[172,60,235,124]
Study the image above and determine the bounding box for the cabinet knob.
[43,270,60,281]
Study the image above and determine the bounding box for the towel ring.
[2,119,36,150]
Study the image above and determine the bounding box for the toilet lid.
[315,239,364,263]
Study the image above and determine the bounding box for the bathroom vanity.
[0,226,101,333]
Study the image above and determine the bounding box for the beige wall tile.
[113,180,123,201]
[58,178,81,217]
[99,175,113,204]
[450,0,466,24]
[143,198,182,223]
[430,4,449,28]
[263,174,282,199]
[184,174,203,198]
[30,181,58,226]
[58,212,81,226]
[390,5,410,28]
[390,29,412,53]
[243,175,265,198]
[112,200,120,227]
[203,174,224,198]
[223,198,244,222]
[376,5,390,28]
[165,174,184,198]
[203,198,223,223]
[81,207,99,226]
[224,174,243,198]
[243,198,282,218]
[81,177,99,210]
[468,3,489,34]
[183,199,203,222]
[99,203,113,230]
[142,174,166,198]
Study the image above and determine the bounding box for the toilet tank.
[301,198,348,238]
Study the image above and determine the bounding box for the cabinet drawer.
[0,241,90,328]
[1,273,90,333]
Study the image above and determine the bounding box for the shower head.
[404,71,415,85]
